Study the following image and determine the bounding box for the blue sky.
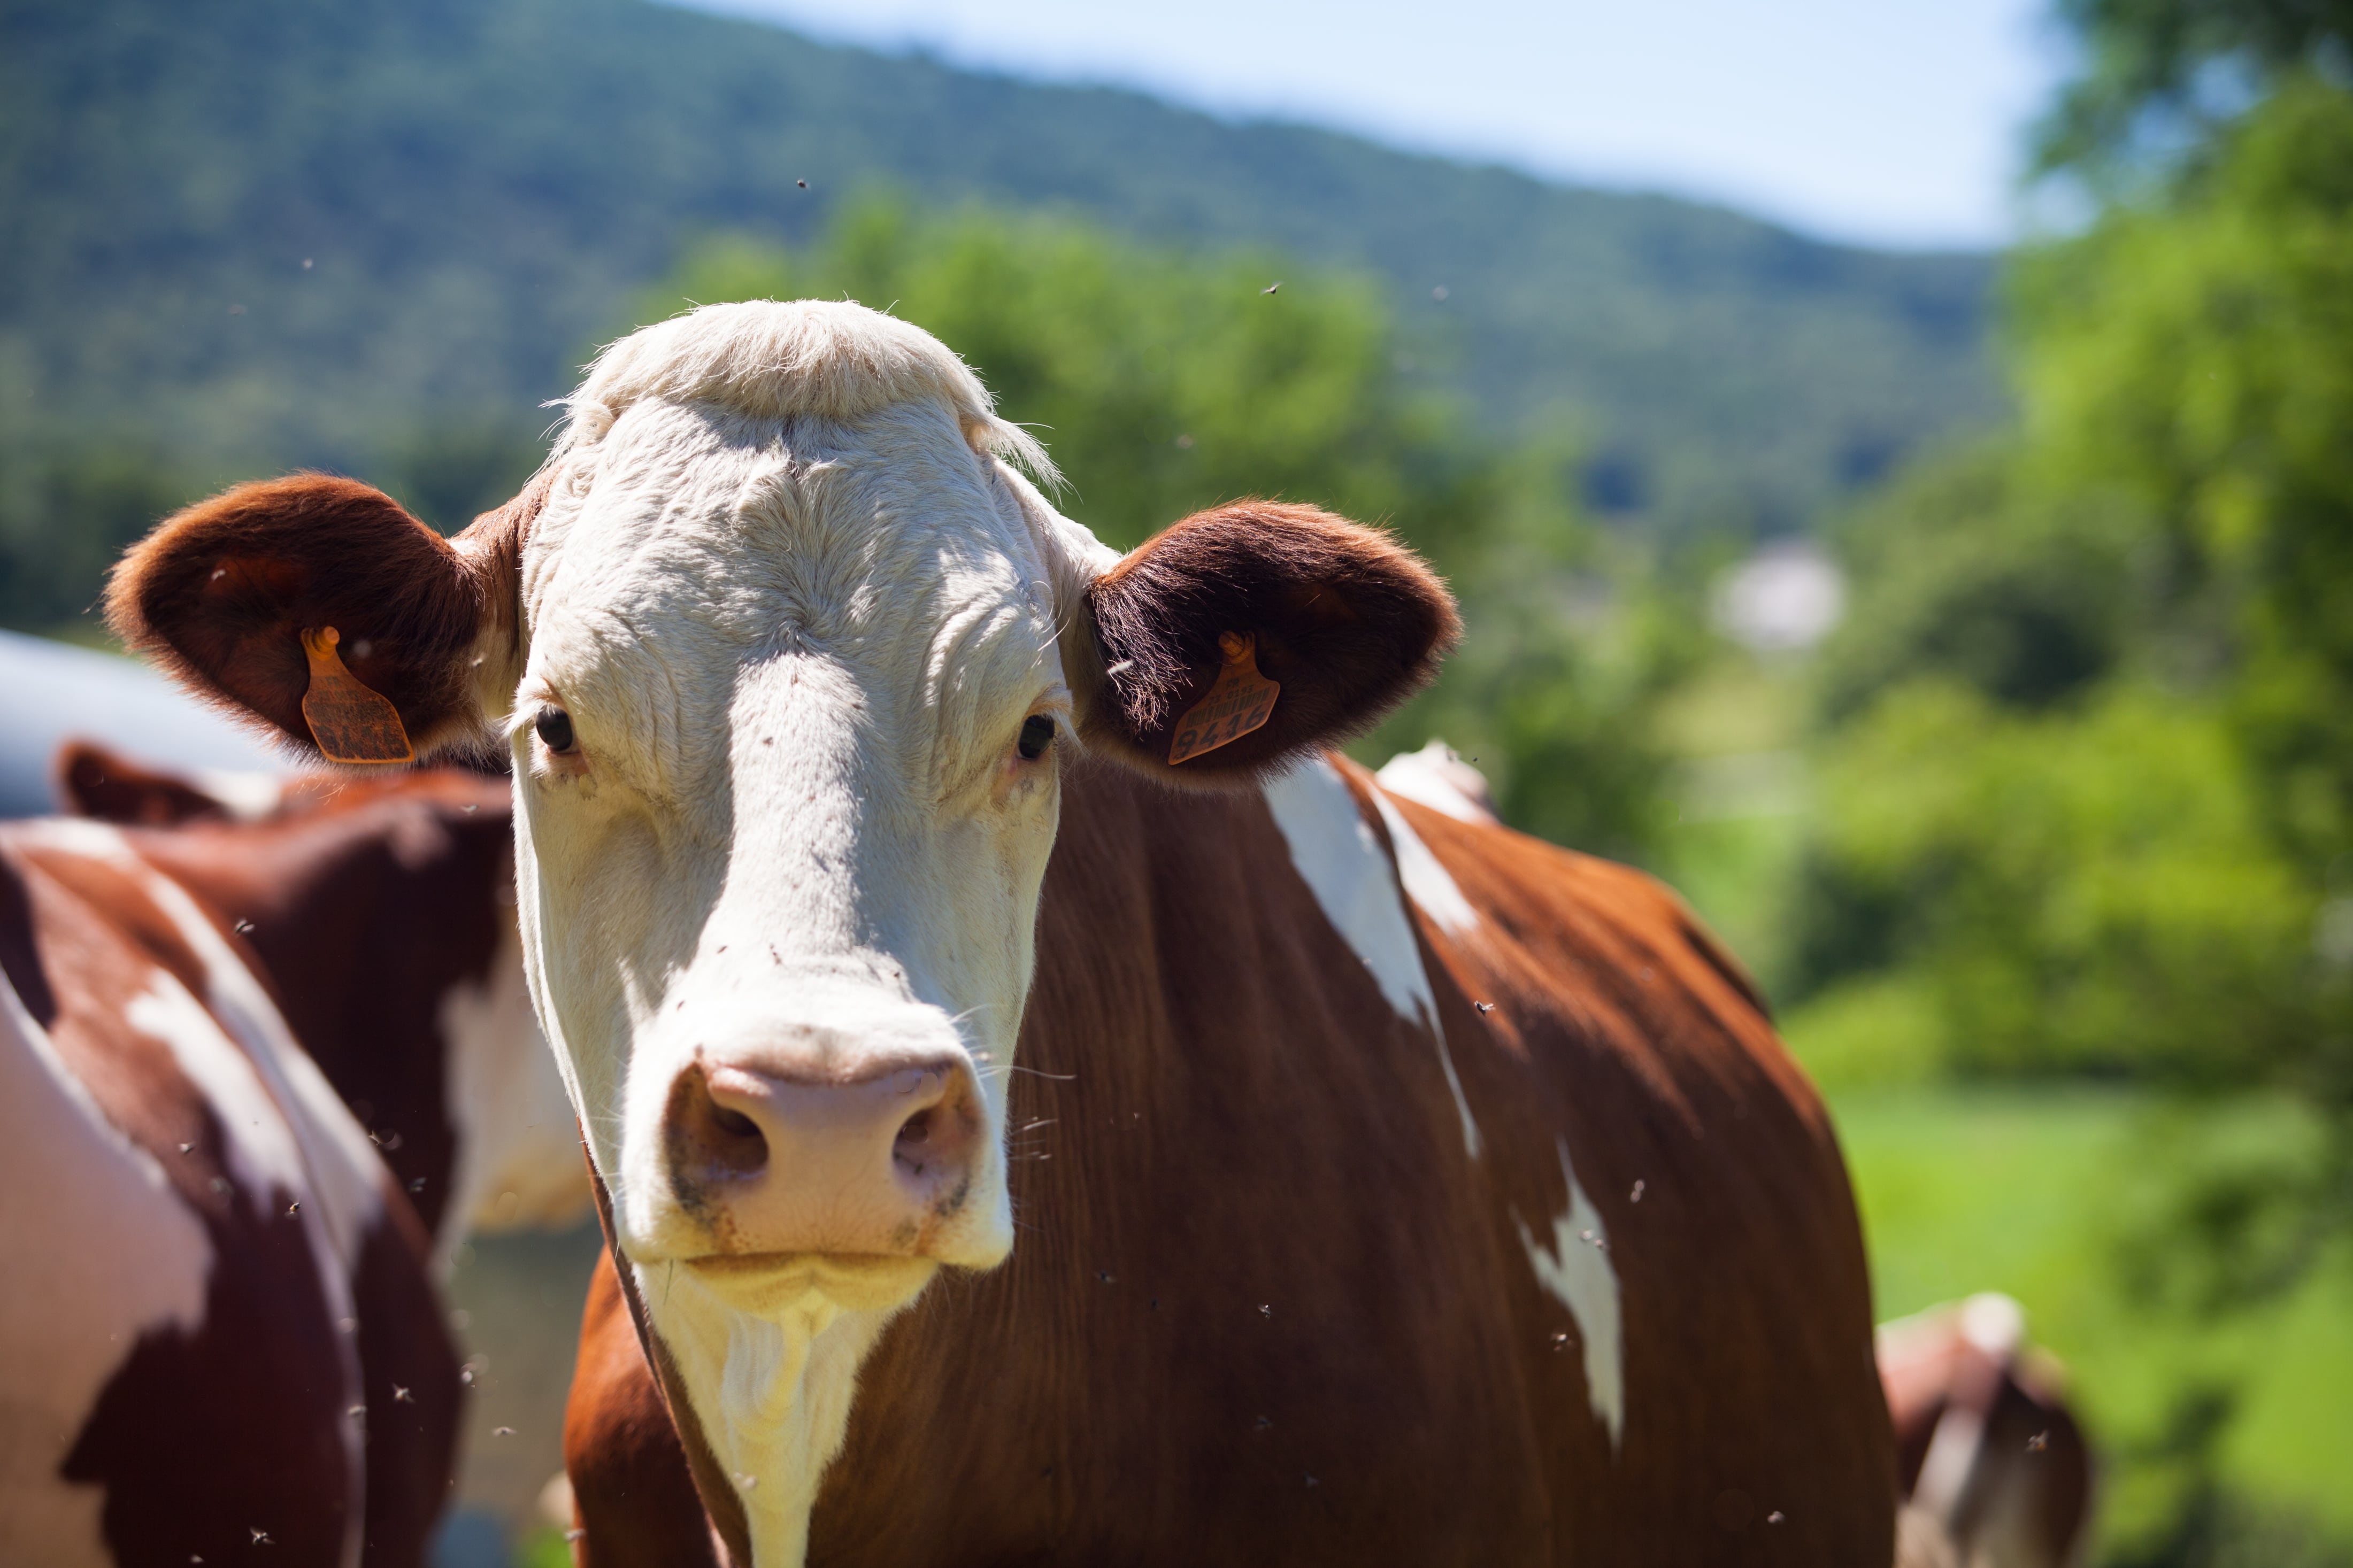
[681,0,2073,251]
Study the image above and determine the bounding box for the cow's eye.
[1017,715,1056,761]
[535,707,576,754]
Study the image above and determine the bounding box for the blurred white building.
[1712,540,1847,653]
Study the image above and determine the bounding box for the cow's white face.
[111,298,1456,1567]
[510,387,1093,1283]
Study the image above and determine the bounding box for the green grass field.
[1828,1085,2353,1559]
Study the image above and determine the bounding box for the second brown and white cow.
[0,812,460,1566]
[0,746,587,1565]
[1882,1294,2095,1568]
[109,299,1897,1564]
[55,743,586,1261]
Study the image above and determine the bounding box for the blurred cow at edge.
[0,740,582,1565]
[1883,1293,2094,1568]
[54,743,584,1260]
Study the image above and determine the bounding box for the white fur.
[1909,1292,2030,1523]
[1263,758,1482,1160]
[644,1258,922,1566]
[440,921,588,1269]
[0,969,210,1567]
[1370,787,1482,939]
[1374,738,1498,825]
[1515,1137,1625,1451]
[500,301,1104,1562]
[553,300,1056,487]
[183,767,288,822]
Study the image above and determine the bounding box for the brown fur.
[55,743,234,826]
[61,746,518,1238]
[1082,502,1459,783]
[104,473,543,765]
[1,829,462,1567]
[561,759,1896,1564]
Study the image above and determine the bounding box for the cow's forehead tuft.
[551,298,1055,488]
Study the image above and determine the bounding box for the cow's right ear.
[107,472,544,761]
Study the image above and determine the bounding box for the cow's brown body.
[567,758,1894,1564]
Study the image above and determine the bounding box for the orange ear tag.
[299,627,415,764]
[1167,632,1281,764]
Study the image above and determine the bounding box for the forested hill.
[1,0,2001,536]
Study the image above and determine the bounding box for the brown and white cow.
[0,747,585,1565]
[0,813,459,1565]
[53,743,586,1261]
[1882,1295,2094,1568]
[107,299,1896,1564]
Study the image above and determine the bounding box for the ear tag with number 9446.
[1167,632,1280,764]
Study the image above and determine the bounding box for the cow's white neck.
[636,1259,923,1567]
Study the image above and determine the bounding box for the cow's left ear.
[1073,501,1458,783]
[107,472,543,762]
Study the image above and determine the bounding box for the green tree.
[2037,0,2353,180]
[631,199,1689,864]
[1799,36,2353,1110]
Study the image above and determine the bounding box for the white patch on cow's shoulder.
[1369,789,1480,938]
[1262,758,1480,1158]
[1515,1137,1625,1451]
[1374,738,1497,825]
[0,969,211,1567]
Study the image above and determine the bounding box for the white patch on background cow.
[184,766,287,822]
[126,979,312,1206]
[1263,758,1481,1158]
[1373,738,1497,825]
[1910,1292,2029,1519]
[1515,1137,1625,1451]
[441,922,587,1269]
[0,970,212,1568]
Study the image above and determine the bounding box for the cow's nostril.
[699,1100,767,1176]
[894,1108,935,1171]
[667,1067,770,1193]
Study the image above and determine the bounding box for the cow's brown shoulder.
[1366,776,1895,1560]
[565,1250,722,1568]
